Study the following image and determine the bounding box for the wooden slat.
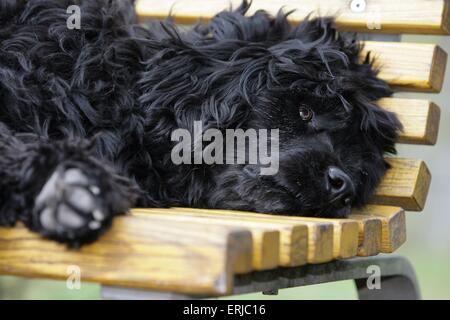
[132,209,281,270]
[0,216,253,295]
[353,205,406,252]
[138,208,358,260]
[136,1,449,91]
[134,209,308,267]
[373,158,431,211]
[362,42,447,92]
[136,0,450,34]
[166,208,334,264]
[269,217,359,259]
[378,98,441,145]
[349,213,382,256]
[326,219,359,259]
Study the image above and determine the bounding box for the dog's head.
[199,3,402,217]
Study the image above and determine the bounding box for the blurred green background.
[0,34,449,300]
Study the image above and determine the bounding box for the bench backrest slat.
[362,42,447,92]
[374,158,431,211]
[378,98,440,145]
[136,0,450,35]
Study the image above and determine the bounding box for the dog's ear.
[351,93,402,155]
[289,19,402,153]
[333,47,402,154]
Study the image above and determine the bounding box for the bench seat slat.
[132,209,283,270]
[0,216,253,295]
[352,205,406,252]
[134,206,403,263]
[348,214,383,256]
[153,207,334,264]
[156,207,404,257]
[137,208,359,261]
[297,218,359,259]
[266,216,359,260]
[136,0,450,35]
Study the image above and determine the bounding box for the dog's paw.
[33,167,110,245]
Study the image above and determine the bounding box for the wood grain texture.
[0,216,253,295]
[135,208,308,267]
[373,158,431,211]
[132,209,280,270]
[353,205,406,252]
[378,98,441,145]
[348,214,382,256]
[139,209,358,260]
[327,219,359,259]
[164,207,334,264]
[269,216,359,259]
[362,42,447,92]
[136,0,450,34]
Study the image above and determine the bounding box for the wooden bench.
[0,0,447,299]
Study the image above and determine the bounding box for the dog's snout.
[326,167,355,205]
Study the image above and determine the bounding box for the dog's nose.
[326,167,355,206]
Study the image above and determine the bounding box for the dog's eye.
[299,106,313,122]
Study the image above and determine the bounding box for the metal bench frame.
[101,255,420,300]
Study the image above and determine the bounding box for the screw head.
[350,0,366,13]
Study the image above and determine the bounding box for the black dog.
[0,0,401,245]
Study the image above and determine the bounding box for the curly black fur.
[0,0,401,245]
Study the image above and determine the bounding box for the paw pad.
[34,167,108,239]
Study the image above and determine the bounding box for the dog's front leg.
[0,128,137,246]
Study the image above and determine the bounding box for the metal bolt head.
[350,0,366,13]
